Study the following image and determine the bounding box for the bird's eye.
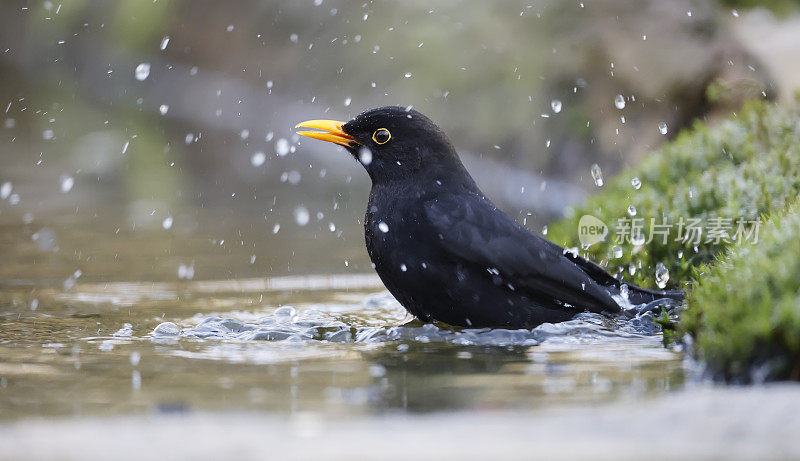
[372,128,391,145]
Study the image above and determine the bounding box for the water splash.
[157,291,671,349]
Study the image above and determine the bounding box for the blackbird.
[296,106,683,328]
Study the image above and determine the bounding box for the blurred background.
[0,0,797,282]
[4,2,800,455]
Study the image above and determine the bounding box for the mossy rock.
[548,100,800,291]
[682,202,800,381]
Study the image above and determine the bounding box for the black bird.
[296,106,684,328]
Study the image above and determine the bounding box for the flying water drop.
[160,36,170,51]
[162,216,173,230]
[0,182,11,200]
[359,147,372,165]
[159,104,169,115]
[60,174,74,193]
[135,62,151,81]
[631,177,642,189]
[550,99,562,113]
[294,206,310,226]
[251,151,266,167]
[614,94,625,110]
[655,262,670,289]
[276,138,290,157]
[658,122,668,135]
[590,164,604,187]
[627,205,637,217]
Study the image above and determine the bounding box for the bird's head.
[296,106,468,184]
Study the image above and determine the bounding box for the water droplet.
[590,164,604,187]
[0,182,11,200]
[542,225,548,235]
[344,97,352,107]
[272,224,280,234]
[628,263,637,275]
[251,151,266,167]
[294,206,310,226]
[732,9,739,17]
[378,221,389,233]
[550,99,562,113]
[328,222,336,232]
[160,36,170,51]
[400,264,407,272]
[132,370,142,390]
[184,133,194,144]
[631,177,642,189]
[274,306,297,319]
[627,205,637,216]
[658,122,668,135]
[42,129,54,140]
[162,216,173,230]
[631,233,645,246]
[276,138,290,157]
[286,170,301,185]
[135,62,151,81]
[158,104,169,115]
[359,147,372,165]
[240,129,250,140]
[153,321,181,335]
[404,72,412,78]
[612,245,623,258]
[130,351,141,366]
[177,263,194,280]
[614,94,625,110]
[59,174,74,193]
[655,262,669,289]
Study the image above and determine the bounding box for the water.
[0,205,688,421]
[655,262,669,289]
[134,62,151,81]
[590,163,604,187]
[614,94,626,110]
[3,199,800,458]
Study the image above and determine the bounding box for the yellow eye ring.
[372,128,391,145]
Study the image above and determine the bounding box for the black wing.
[423,193,621,314]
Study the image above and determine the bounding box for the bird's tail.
[623,283,685,306]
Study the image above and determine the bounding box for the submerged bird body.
[297,106,683,328]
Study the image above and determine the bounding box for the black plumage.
[296,106,683,328]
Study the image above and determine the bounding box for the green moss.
[682,202,800,381]
[549,99,800,381]
[548,100,800,291]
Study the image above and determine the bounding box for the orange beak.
[294,119,357,147]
